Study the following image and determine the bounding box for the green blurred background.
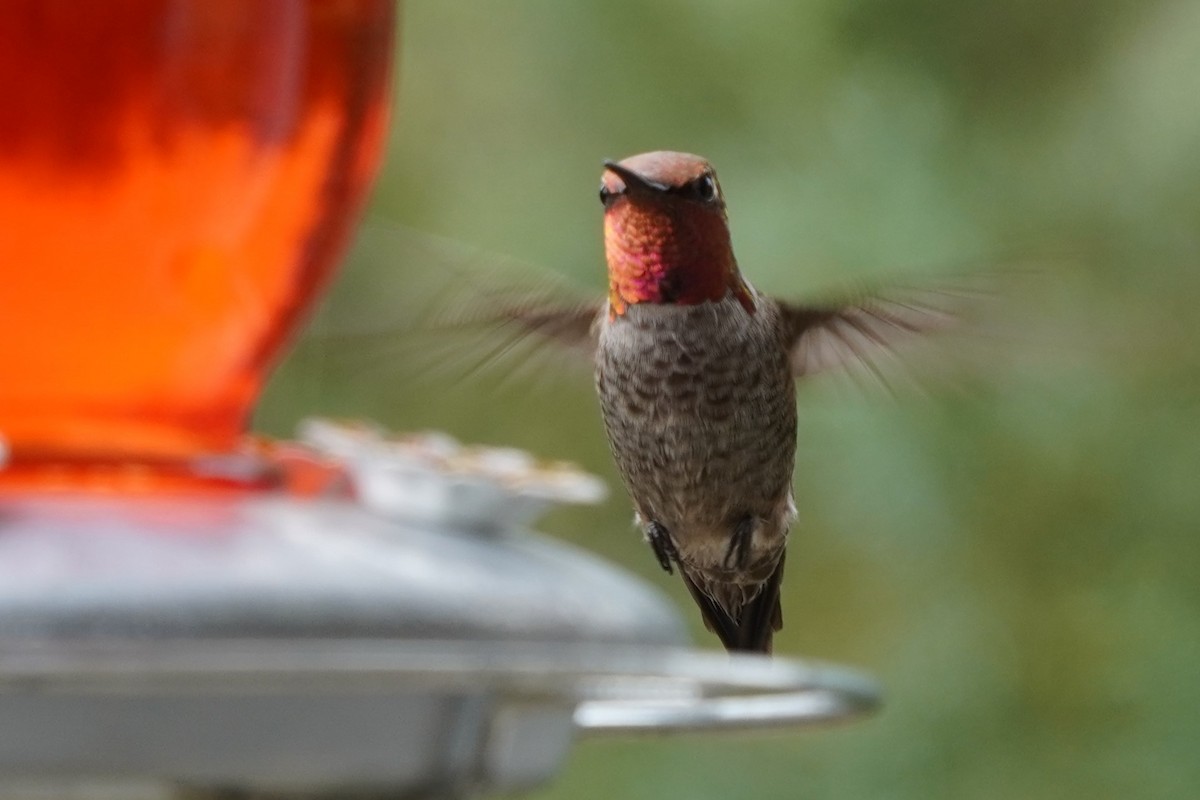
[257,2,1200,798]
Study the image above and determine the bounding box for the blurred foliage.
[257,1,1200,798]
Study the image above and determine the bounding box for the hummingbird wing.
[300,220,604,391]
[438,292,603,365]
[414,289,602,391]
[778,280,986,388]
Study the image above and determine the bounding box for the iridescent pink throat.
[604,203,754,318]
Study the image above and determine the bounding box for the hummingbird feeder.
[0,3,879,798]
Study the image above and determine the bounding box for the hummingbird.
[448,151,967,653]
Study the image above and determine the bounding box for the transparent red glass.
[0,1,395,491]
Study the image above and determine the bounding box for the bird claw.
[646,521,678,574]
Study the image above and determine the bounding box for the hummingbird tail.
[679,553,786,655]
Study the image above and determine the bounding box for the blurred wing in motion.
[779,274,1008,394]
[303,220,604,393]
[434,280,602,370]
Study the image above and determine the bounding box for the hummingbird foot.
[722,515,755,570]
[646,520,679,574]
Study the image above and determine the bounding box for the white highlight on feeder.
[298,418,607,531]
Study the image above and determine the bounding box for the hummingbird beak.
[603,160,670,194]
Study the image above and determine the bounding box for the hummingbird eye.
[691,174,718,203]
[599,183,615,207]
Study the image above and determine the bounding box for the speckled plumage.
[596,292,797,651]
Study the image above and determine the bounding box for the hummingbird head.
[600,151,754,317]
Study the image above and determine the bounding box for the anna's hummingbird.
[461,151,966,653]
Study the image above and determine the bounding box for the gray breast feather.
[595,294,798,570]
